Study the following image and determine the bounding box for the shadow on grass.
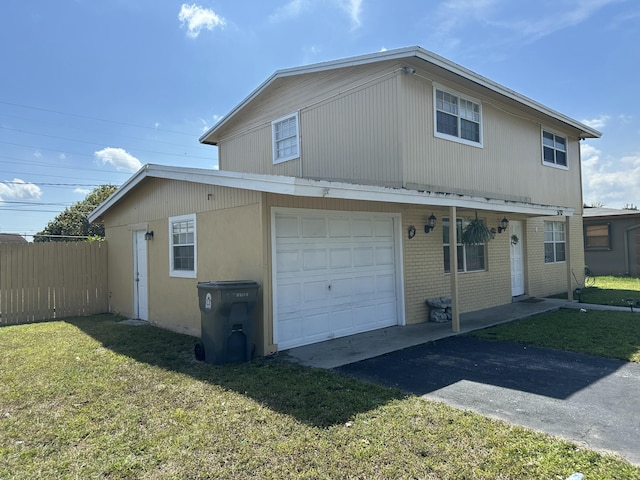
[66,314,404,428]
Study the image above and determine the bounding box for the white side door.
[510,220,525,297]
[133,230,149,321]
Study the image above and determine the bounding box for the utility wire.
[0,100,196,136]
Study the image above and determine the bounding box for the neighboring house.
[583,207,640,276]
[89,46,601,356]
[0,233,27,243]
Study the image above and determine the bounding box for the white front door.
[133,230,149,320]
[273,209,402,350]
[510,220,525,297]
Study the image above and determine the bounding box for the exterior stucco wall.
[584,216,640,276]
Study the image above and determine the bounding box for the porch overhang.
[89,164,572,223]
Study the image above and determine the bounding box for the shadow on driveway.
[336,335,626,399]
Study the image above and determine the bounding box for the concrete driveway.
[336,335,640,466]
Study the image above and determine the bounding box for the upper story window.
[584,223,611,250]
[443,217,486,273]
[544,221,566,263]
[434,85,483,148]
[272,112,300,164]
[169,213,197,278]
[542,130,567,168]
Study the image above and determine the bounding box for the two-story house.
[89,46,601,356]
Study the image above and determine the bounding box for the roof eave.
[199,46,601,144]
[89,165,574,223]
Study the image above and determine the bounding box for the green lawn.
[474,308,640,363]
[1,315,639,479]
[555,275,640,307]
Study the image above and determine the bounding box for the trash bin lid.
[197,280,260,290]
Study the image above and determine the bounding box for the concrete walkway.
[284,297,588,369]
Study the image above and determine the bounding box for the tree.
[623,203,638,211]
[34,185,117,242]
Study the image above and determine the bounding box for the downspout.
[624,225,640,275]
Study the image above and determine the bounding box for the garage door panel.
[276,250,301,272]
[329,248,352,268]
[303,249,328,271]
[303,280,329,303]
[275,216,299,237]
[302,217,327,237]
[329,218,351,237]
[275,210,400,350]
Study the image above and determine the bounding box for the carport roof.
[89,164,573,223]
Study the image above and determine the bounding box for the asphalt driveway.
[336,335,640,466]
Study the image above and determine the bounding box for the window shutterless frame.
[433,83,483,148]
[584,223,611,250]
[541,128,568,169]
[544,221,566,263]
[169,213,197,278]
[272,112,300,164]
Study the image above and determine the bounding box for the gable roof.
[200,46,601,145]
[89,164,574,224]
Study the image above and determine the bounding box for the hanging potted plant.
[461,213,492,245]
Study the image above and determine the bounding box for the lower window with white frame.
[443,217,486,273]
[544,221,566,263]
[169,213,197,278]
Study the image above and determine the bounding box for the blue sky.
[1,0,638,238]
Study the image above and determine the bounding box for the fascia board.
[91,165,572,221]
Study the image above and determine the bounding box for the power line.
[0,100,196,136]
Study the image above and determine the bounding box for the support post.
[566,216,573,302]
[450,206,460,333]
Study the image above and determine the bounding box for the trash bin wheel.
[194,341,205,362]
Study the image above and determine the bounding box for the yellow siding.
[525,215,585,297]
[216,61,583,211]
[103,179,267,351]
[400,72,583,209]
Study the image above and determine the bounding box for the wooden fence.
[0,242,108,325]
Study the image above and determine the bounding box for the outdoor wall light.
[144,231,154,241]
[424,214,437,233]
[408,225,416,239]
[497,217,509,233]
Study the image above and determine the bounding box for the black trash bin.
[195,280,259,364]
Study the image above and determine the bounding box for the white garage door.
[273,209,402,350]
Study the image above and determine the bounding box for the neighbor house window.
[169,213,196,278]
[272,112,300,164]
[434,86,482,147]
[544,221,566,263]
[443,217,486,273]
[584,223,611,250]
[542,130,567,167]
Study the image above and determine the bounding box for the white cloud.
[582,115,610,129]
[0,178,42,200]
[340,0,362,30]
[269,0,363,29]
[269,0,310,22]
[59,153,66,160]
[178,4,225,38]
[581,143,640,207]
[94,147,142,172]
[74,187,91,195]
[34,150,42,158]
[425,0,620,53]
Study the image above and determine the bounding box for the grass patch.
[474,308,640,363]
[1,314,639,479]
[551,275,640,307]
